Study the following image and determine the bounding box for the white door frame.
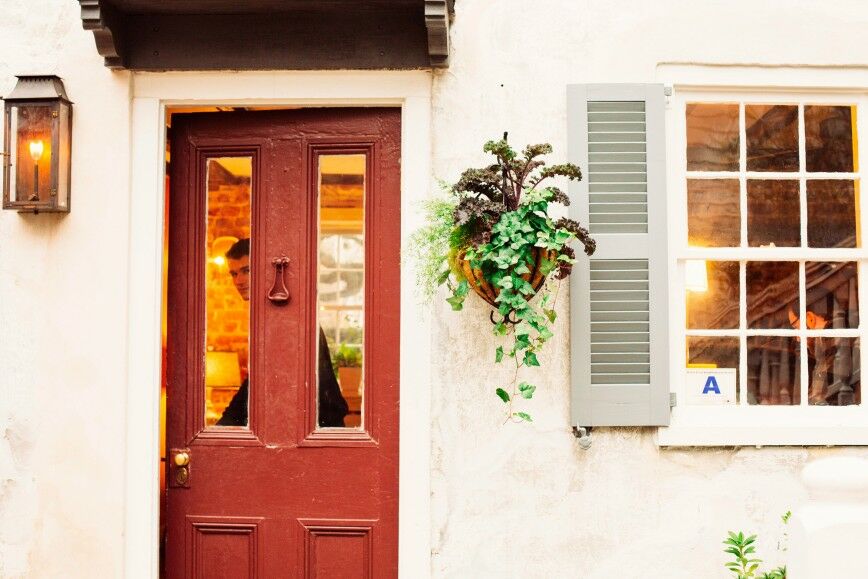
[125,71,433,578]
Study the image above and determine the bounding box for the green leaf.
[544,308,557,323]
[446,294,465,311]
[454,279,469,297]
[436,269,451,285]
[515,333,532,350]
[495,388,510,403]
[523,351,540,367]
[515,412,533,422]
[495,346,504,363]
[538,258,555,276]
[518,382,536,399]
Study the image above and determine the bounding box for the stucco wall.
[429,1,868,577]
[0,1,131,576]
[1,0,868,577]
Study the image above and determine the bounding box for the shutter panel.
[568,84,670,427]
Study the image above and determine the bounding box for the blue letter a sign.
[702,375,721,395]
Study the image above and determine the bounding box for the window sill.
[656,405,868,447]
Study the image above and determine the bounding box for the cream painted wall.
[0,1,131,577]
[429,1,868,577]
[1,0,868,577]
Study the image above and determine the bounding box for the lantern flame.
[29,140,44,162]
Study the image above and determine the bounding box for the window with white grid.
[663,89,868,445]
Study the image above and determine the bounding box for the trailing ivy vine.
[410,136,595,422]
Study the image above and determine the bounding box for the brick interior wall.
[206,161,251,377]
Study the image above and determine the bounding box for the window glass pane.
[317,154,366,429]
[747,261,798,329]
[687,179,740,247]
[805,105,856,173]
[747,180,800,247]
[686,103,739,171]
[747,336,800,405]
[805,262,859,330]
[687,261,739,329]
[687,337,740,403]
[807,337,860,406]
[205,157,252,428]
[745,104,799,172]
[807,180,857,248]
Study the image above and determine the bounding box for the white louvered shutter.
[567,84,670,427]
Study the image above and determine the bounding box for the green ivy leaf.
[445,295,465,311]
[538,258,555,276]
[544,308,557,323]
[523,351,540,367]
[454,279,469,297]
[518,382,536,399]
[515,334,532,350]
[515,412,533,422]
[496,388,510,403]
[436,269,451,285]
[495,346,504,363]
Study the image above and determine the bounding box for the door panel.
[166,109,400,577]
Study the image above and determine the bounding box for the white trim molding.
[125,71,433,578]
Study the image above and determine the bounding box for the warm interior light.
[205,351,242,387]
[685,259,709,292]
[29,140,44,162]
[212,255,226,266]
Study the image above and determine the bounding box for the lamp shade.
[205,351,242,387]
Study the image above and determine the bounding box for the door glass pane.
[317,154,366,429]
[205,157,252,428]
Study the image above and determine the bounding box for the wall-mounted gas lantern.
[2,76,72,213]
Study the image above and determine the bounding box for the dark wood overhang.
[78,0,453,70]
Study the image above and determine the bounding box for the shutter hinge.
[670,392,677,407]
[663,85,673,97]
[572,426,592,450]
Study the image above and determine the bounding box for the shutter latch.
[670,392,677,407]
[572,426,592,450]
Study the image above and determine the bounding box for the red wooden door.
[166,108,400,578]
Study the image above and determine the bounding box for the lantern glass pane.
[6,106,18,203]
[57,103,70,209]
[13,104,53,205]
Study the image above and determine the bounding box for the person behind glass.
[788,291,859,406]
[216,238,349,427]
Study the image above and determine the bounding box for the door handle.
[268,256,291,304]
[169,448,191,488]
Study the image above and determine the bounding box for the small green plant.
[333,344,362,368]
[724,512,790,579]
[408,136,595,422]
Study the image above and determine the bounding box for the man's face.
[228,255,250,301]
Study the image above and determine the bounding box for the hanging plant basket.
[408,135,596,422]
[458,247,555,309]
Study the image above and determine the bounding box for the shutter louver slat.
[586,99,649,235]
[569,83,670,428]
[589,258,651,386]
